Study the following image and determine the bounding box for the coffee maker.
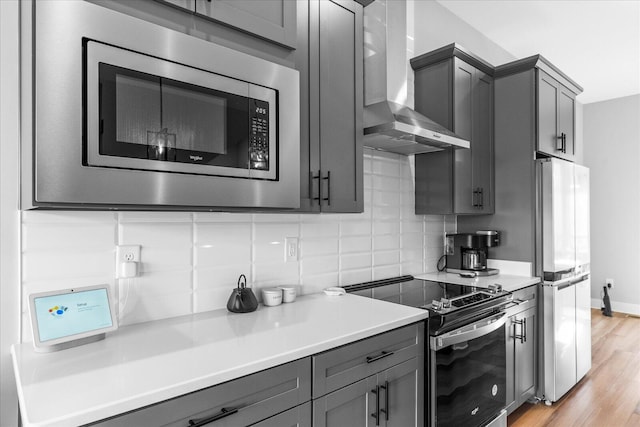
[445,231,501,276]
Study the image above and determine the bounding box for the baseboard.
[591,298,640,316]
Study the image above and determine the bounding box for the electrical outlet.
[605,278,614,289]
[285,237,299,262]
[117,245,141,263]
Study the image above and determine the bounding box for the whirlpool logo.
[471,407,480,416]
[189,155,203,162]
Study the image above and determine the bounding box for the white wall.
[583,94,640,315]
[411,0,516,66]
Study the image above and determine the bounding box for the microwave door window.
[98,64,163,159]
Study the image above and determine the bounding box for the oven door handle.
[430,313,507,351]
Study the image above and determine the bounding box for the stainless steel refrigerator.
[537,158,591,404]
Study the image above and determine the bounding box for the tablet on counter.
[28,284,118,352]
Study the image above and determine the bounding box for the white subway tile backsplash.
[341,235,372,254]
[22,250,115,282]
[119,212,192,223]
[19,150,448,331]
[341,253,372,271]
[340,269,372,286]
[301,237,339,257]
[373,250,400,267]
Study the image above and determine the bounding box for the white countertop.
[12,293,428,427]
[415,272,540,292]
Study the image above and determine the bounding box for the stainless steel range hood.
[363,0,469,155]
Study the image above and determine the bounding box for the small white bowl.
[262,288,283,306]
[279,286,297,303]
[323,287,346,296]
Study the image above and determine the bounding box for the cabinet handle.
[472,188,479,207]
[380,381,389,421]
[311,170,322,206]
[366,350,394,364]
[562,133,567,153]
[513,319,525,344]
[479,188,484,208]
[323,171,331,206]
[188,407,238,427]
[557,134,564,152]
[523,317,527,343]
[371,385,380,426]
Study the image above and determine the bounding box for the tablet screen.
[33,288,114,343]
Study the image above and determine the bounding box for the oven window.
[99,63,253,170]
[435,324,506,427]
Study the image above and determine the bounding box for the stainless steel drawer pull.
[188,407,238,427]
[366,350,394,364]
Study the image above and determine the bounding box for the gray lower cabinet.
[411,44,494,215]
[89,358,311,426]
[313,357,422,427]
[298,0,364,213]
[194,0,297,49]
[505,285,538,415]
[312,323,424,427]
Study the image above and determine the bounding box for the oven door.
[85,40,277,179]
[429,312,507,427]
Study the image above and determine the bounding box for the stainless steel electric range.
[344,276,512,427]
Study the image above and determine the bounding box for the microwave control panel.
[249,99,270,171]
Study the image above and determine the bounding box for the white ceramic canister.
[279,286,297,303]
[261,288,283,306]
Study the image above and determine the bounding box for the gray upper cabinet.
[194,0,297,49]
[538,70,577,161]
[412,44,494,215]
[298,0,364,213]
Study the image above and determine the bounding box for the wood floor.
[507,309,640,427]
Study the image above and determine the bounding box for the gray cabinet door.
[514,306,537,407]
[537,71,560,158]
[414,55,494,215]
[557,87,576,160]
[452,58,474,213]
[301,0,364,213]
[537,70,576,161]
[312,376,377,427]
[471,70,494,213]
[381,357,424,427]
[92,357,311,427]
[252,402,312,427]
[194,0,297,48]
[505,285,538,415]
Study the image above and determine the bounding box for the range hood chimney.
[363,0,469,155]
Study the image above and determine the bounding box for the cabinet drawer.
[312,323,424,398]
[92,357,311,427]
[509,284,538,314]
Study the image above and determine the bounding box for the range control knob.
[431,300,443,310]
[488,284,503,294]
[441,298,451,309]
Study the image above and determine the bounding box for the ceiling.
[435,0,640,104]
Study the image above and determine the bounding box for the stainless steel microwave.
[21,0,300,210]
